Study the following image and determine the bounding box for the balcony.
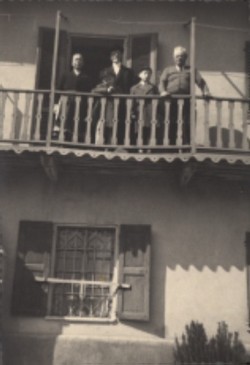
[0,88,250,165]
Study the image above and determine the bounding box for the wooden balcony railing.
[0,89,249,155]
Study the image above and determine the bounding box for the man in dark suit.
[52,53,91,141]
[100,47,137,144]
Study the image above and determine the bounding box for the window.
[246,232,250,325]
[50,225,117,319]
[11,221,151,322]
[245,41,250,117]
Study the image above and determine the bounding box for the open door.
[34,27,69,139]
[125,34,158,83]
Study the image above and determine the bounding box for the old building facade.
[1,1,250,364]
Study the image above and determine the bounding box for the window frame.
[46,223,120,323]
[11,220,151,322]
[245,41,250,119]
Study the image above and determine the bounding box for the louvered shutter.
[35,28,69,138]
[245,41,250,116]
[36,27,69,90]
[118,225,151,321]
[11,221,53,317]
[246,232,250,324]
[125,34,158,83]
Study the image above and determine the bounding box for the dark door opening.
[71,36,124,89]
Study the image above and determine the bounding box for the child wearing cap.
[130,67,158,146]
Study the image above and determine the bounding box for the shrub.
[174,321,246,364]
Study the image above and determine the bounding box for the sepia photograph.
[0,0,250,364]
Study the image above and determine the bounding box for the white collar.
[176,65,185,71]
[113,63,121,75]
[73,69,81,76]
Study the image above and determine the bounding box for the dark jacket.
[56,70,90,102]
[130,82,158,128]
[101,65,136,94]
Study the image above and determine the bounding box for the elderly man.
[52,53,90,141]
[159,46,210,145]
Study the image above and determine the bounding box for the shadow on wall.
[4,334,59,365]
[144,167,250,273]
[1,1,247,74]
[209,126,250,149]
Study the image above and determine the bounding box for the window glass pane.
[51,226,115,319]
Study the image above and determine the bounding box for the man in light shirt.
[159,46,210,145]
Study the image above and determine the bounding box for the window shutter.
[245,41,250,115]
[11,221,53,317]
[125,34,158,84]
[36,27,70,90]
[246,232,250,324]
[118,225,151,321]
[35,28,69,138]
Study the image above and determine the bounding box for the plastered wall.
[1,163,250,344]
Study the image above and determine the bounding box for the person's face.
[174,51,187,67]
[110,51,122,64]
[72,54,83,70]
[139,70,151,82]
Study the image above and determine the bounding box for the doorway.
[35,30,157,139]
[70,36,125,89]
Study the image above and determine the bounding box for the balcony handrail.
[0,88,51,95]
[1,88,250,103]
[0,88,190,100]
[196,95,250,103]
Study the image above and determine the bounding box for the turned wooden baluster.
[0,92,7,140]
[228,101,235,149]
[203,99,210,147]
[176,99,184,146]
[111,98,119,145]
[85,96,94,144]
[149,99,158,146]
[124,98,133,146]
[216,100,222,148]
[34,93,44,141]
[95,97,106,145]
[163,100,170,146]
[241,101,248,150]
[20,93,32,140]
[10,93,19,140]
[59,96,68,142]
[72,96,81,143]
[136,99,145,146]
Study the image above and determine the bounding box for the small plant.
[174,321,246,364]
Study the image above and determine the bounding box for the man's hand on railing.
[53,103,60,118]
[107,86,114,93]
[202,90,211,99]
[160,91,170,97]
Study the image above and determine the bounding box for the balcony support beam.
[190,17,196,154]
[46,10,62,148]
[40,155,58,182]
[180,161,197,186]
